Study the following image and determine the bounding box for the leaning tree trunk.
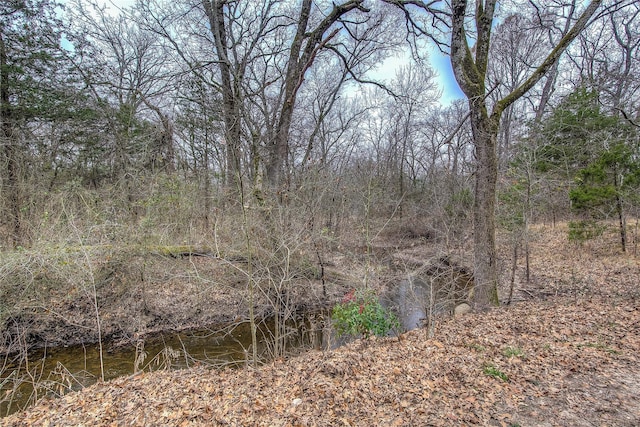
[265,0,367,189]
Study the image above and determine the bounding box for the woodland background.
[1,0,640,421]
[1,0,639,363]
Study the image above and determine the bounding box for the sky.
[430,50,465,105]
[92,0,465,106]
[371,48,465,106]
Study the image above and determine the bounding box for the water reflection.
[387,279,429,331]
[0,315,325,417]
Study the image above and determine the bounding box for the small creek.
[1,280,438,418]
[1,316,320,417]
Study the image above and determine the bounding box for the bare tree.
[388,0,602,308]
[386,63,439,214]
[66,0,174,182]
[573,3,640,115]
[487,13,547,165]
[139,0,388,197]
[264,0,376,189]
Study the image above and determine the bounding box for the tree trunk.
[614,168,626,252]
[535,63,558,122]
[265,0,366,189]
[449,0,500,309]
[470,103,500,308]
[508,243,518,305]
[616,199,626,252]
[268,99,294,189]
[266,0,312,189]
[447,0,600,310]
[203,0,242,190]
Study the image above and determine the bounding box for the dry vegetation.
[2,223,639,426]
[0,183,358,355]
[0,181,464,357]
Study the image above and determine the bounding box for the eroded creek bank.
[1,250,332,356]
[1,240,473,355]
[1,240,474,416]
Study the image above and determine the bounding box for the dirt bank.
[3,223,640,425]
[1,222,477,356]
[0,249,353,355]
[4,294,640,426]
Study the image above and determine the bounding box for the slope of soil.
[0,248,347,354]
[4,223,640,426]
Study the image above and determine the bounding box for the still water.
[1,283,434,418]
[0,315,326,417]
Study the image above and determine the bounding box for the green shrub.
[483,364,509,382]
[503,346,525,358]
[332,289,399,339]
[568,220,607,243]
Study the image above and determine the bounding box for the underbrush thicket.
[3,168,637,348]
[0,170,471,343]
[2,170,638,417]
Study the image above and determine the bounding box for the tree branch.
[614,107,640,128]
[383,0,451,53]
[325,45,399,97]
[492,0,602,119]
[450,0,484,97]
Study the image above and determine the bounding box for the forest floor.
[3,223,640,426]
